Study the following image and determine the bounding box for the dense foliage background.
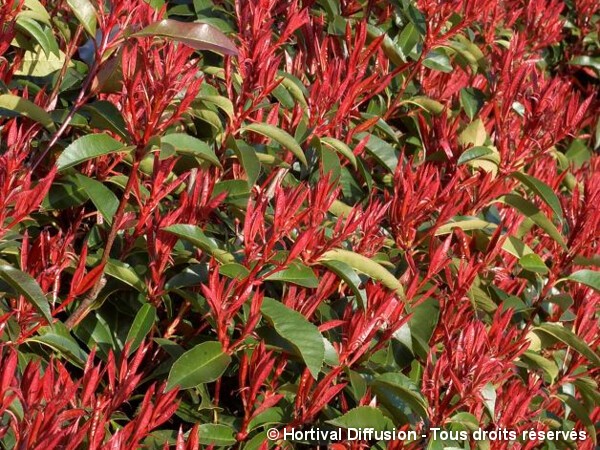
[0,0,599,448]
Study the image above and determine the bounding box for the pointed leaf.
[533,323,600,367]
[511,172,563,221]
[261,298,324,379]
[163,224,235,264]
[126,304,156,354]
[0,94,56,132]
[0,265,52,324]
[167,341,231,390]
[57,133,129,171]
[319,249,405,298]
[74,174,119,225]
[161,134,221,167]
[560,269,600,292]
[132,19,237,56]
[66,0,97,36]
[241,123,307,166]
[265,261,319,288]
[500,194,566,249]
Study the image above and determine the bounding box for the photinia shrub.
[0,0,598,449]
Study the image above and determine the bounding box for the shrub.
[0,0,598,449]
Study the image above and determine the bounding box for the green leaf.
[500,194,566,249]
[219,263,250,279]
[320,249,405,298]
[397,23,421,60]
[82,101,129,139]
[126,304,156,354]
[265,261,319,288]
[458,118,487,146]
[435,218,496,235]
[560,269,600,292]
[19,0,52,25]
[66,0,97,36]
[320,137,357,168]
[501,235,534,259]
[197,424,237,447]
[355,132,398,172]
[57,133,128,172]
[161,134,221,167]
[457,146,493,165]
[511,172,563,221]
[0,265,52,324]
[241,123,307,167]
[423,50,452,73]
[74,174,119,226]
[132,19,237,56]
[327,406,394,431]
[519,254,548,274]
[460,87,485,120]
[372,373,429,419]
[16,17,53,57]
[403,96,444,115]
[481,383,496,419]
[14,47,69,77]
[167,341,231,390]
[196,94,234,120]
[27,325,88,368]
[261,298,324,379]
[0,94,56,132]
[228,138,260,186]
[163,224,235,264]
[520,351,558,383]
[319,259,367,309]
[569,55,600,73]
[533,323,600,367]
[105,259,146,292]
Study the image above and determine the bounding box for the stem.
[65,158,141,329]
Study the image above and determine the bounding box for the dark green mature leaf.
[105,259,146,292]
[0,265,52,323]
[28,324,88,368]
[163,224,235,264]
[15,17,54,57]
[520,351,558,383]
[533,323,600,367]
[57,133,129,171]
[327,406,394,431]
[320,137,357,168]
[423,50,452,73]
[457,146,494,165]
[74,174,119,226]
[0,94,56,132]
[320,249,405,298]
[511,172,563,221]
[519,254,548,274]
[319,259,367,309]
[561,269,600,292]
[355,132,398,172]
[372,373,429,419]
[66,0,97,36]
[82,101,129,139]
[126,304,156,354]
[197,424,237,447]
[500,194,566,249]
[460,87,485,120]
[167,341,231,390]
[265,261,319,288]
[161,134,221,167]
[132,19,237,56]
[241,123,307,166]
[261,298,324,379]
